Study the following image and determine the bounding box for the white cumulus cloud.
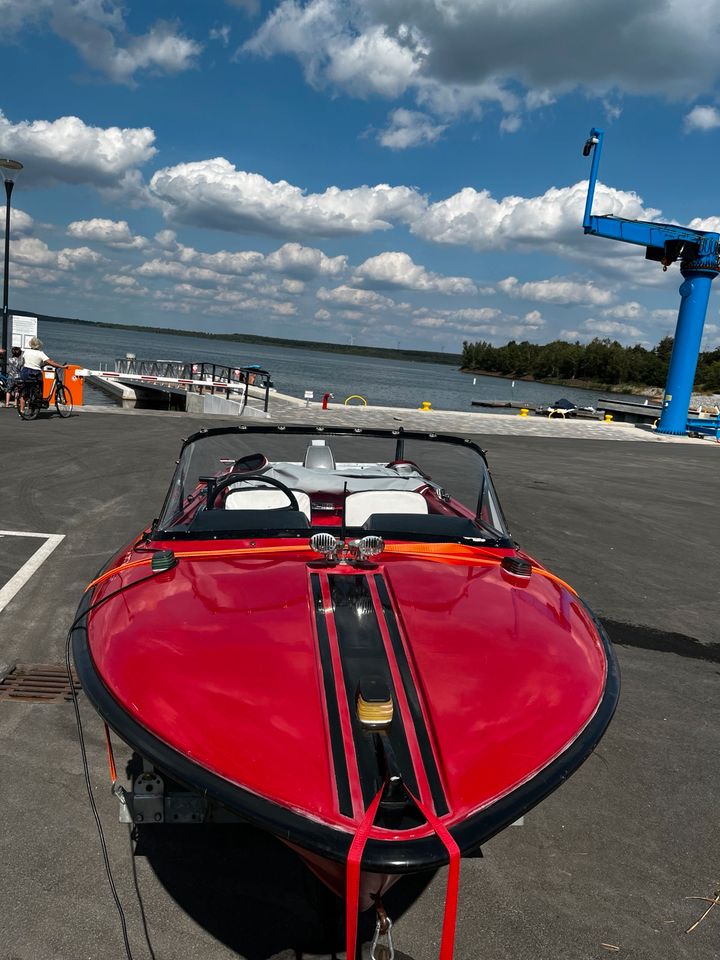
[11,236,104,271]
[0,112,156,187]
[11,237,56,268]
[195,249,265,275]
[354,251,476,294]
[245,6,423,98]
[0,207,34,235]
[265,242,347,277]
[378,108,446,149]
[602,301,646,319]
[450,307,502,322]
[498,276,614,307]
[136,259,233,285]
[149,157,423,236]
[411,180,659,254]
[582,318,646,338]
[245,0,720,131]
[499,114,521,133]
[316,285,397,309]
[67,218,147,249]
[57,246,104,269]
[51,4,202,85]
[104,274,139,288]
[684,105,720,132]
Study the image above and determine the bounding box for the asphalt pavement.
[0,407,717,960]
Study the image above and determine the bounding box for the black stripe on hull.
[310,574,354,818]
[374,574,449,817]
[328,574,419,810]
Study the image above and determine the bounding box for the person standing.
[5,345,23,407]
[18,337,64,416]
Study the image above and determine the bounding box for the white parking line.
[0,530,65,614]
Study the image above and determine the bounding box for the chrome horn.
[354,536,385,560]
[309,532,341,562]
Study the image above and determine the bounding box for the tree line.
[461,336,720,392]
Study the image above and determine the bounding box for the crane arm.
[581,128,719,267]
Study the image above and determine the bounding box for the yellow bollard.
[604,413,613,422]
[519,408,529,417]
[419,400,432,411]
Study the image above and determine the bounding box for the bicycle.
[18,366,73,420]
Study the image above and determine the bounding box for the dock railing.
[113,359,272,413]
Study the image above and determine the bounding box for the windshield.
[155,426,511,544]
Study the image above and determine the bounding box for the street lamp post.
[1,158,23,373]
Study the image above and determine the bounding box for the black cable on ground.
[65,570,161,960]
[127,825,158,960]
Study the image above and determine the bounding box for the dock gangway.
[112,358,272,413]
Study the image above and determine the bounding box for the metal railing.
[113,359,272,412]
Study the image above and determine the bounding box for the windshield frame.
[153,424,513,547]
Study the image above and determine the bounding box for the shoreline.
[460,367,662,399]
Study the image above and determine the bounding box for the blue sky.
[2,0,720,352]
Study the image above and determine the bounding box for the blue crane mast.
[582,128,718,435]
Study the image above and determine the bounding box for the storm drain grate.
[0,663,81,703]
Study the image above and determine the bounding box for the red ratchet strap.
[345,786,460,960]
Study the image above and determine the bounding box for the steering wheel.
[207,472,300,511]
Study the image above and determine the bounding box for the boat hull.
[285,843,397,909]
[72,543,619,882]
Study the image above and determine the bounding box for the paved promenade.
[0,408,717,960]
[80,392,712,444]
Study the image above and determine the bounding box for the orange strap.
[85,542,575,597]
[345,786,385,960]
[345,784,461,960]
[103,722,117,783]
[84,543,314,592]
[408,787,461,960]
[384,545,577,595]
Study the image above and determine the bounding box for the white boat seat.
[344,490,428,527]
[225,487,311,520]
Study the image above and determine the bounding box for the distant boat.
[537,398,598,419]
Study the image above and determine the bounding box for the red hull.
[78,539,614,868]
[285,842,398,910]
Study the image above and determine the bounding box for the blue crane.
[582,128,718,435]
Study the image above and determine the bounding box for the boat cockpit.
[154,426,511,547]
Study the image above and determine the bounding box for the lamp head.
[0,159,23,184]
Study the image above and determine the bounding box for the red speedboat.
[73,425,619,958]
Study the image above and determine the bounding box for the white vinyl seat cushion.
[344,490,428,527]
[225,487,311,519]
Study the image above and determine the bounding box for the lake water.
[38,320,645,412]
